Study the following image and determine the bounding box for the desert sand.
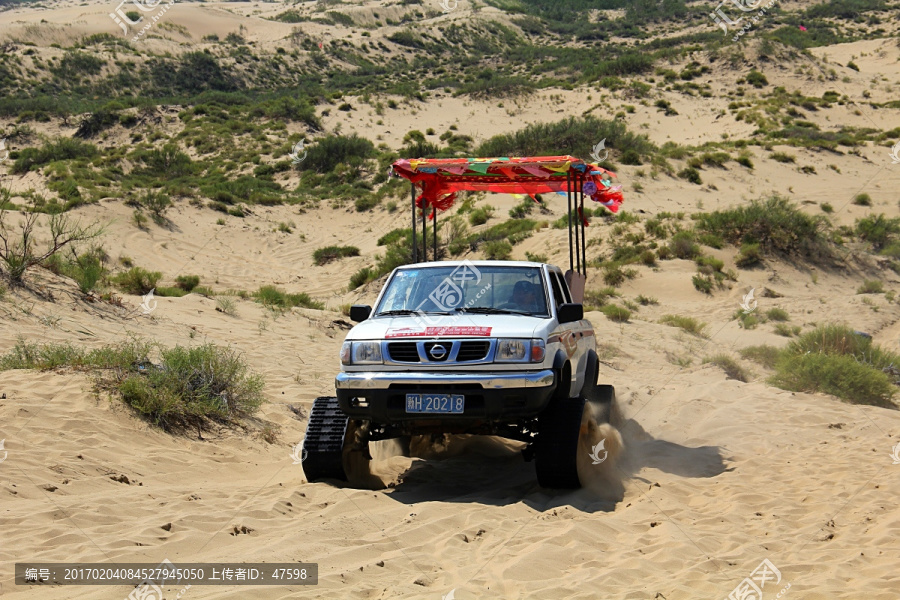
[2,1,900,599]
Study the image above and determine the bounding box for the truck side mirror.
[350,305,372,323]
[557,303,583,324]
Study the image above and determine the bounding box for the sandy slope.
[1,198,899,600]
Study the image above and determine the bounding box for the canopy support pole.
[580,172,587,277]
[433,208,438,261]
[411,182,418,263]
[567,171,574,273]
[423,198,427,262]
[574,176,581,275]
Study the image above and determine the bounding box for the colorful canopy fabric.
[389,155,624,215]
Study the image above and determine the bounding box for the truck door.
[548,269,589,396]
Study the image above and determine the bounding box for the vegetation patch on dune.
[740,326,899,408]
[0,338,265,430]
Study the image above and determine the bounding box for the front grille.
[424,342,451,362]
[457,341,490,361]
[387,342,420,362]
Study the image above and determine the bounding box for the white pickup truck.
[302,260,615,489]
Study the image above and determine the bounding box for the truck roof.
[395,260,550,269]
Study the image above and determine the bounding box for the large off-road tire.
[534,394,587,489]
[302,396,351,482]
[581,351,600,399]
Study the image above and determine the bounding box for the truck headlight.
[496,339,527,361]
[349,341,383,365]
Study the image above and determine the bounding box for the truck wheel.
[302,396,351,482]
[534,395,586,489]
[582,351,599,399]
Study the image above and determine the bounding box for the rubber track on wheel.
[534,396,587,489]
[302,396,349,481]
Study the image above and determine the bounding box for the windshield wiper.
[455,307,529,315]
[377,309,451,317]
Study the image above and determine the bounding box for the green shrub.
[300,134,375,174]
[313,245,360,266]
[692,273,714,294]
[635,294,658,305]
[856,214,900,250]
[770,352,895,408]
[821,203,834,213]
[771,152,795,163]
[703,354,750,382]
[853,193,872,206]
[698,233,724,249]
[112,267,161,295]
[746,69,768,88]
[349,267,375,289]
[119,342,265,429]
[254,285,324,310]
[0,338,265,429]
[601,304,631,323]
[696,196,832,263]
[659,314,707,337]
[474,115,654,161]
[857,279,884,294]
[583,287,620,310]
[483,240,512,260]
[602,263,637,286]
[739,345,781,369]
[765,307,790,321]
[677,166,702,185]
[735,243,762,268]
[468,206,494,226]
[735,310,760,329]
[175,275,200,292]
[774,323,801,337]
[155,286,188,298]
[11,138,99,174]
[639,249,657,266]
[669,231,701,259]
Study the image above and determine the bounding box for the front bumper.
[335,369,556,422]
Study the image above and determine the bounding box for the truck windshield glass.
[376,265,549,317]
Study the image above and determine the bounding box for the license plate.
[405,393,464,414]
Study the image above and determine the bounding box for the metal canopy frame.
[411,176,585,277]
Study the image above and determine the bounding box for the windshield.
[375,264,549,317]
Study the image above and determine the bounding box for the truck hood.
[346,314,549,341]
